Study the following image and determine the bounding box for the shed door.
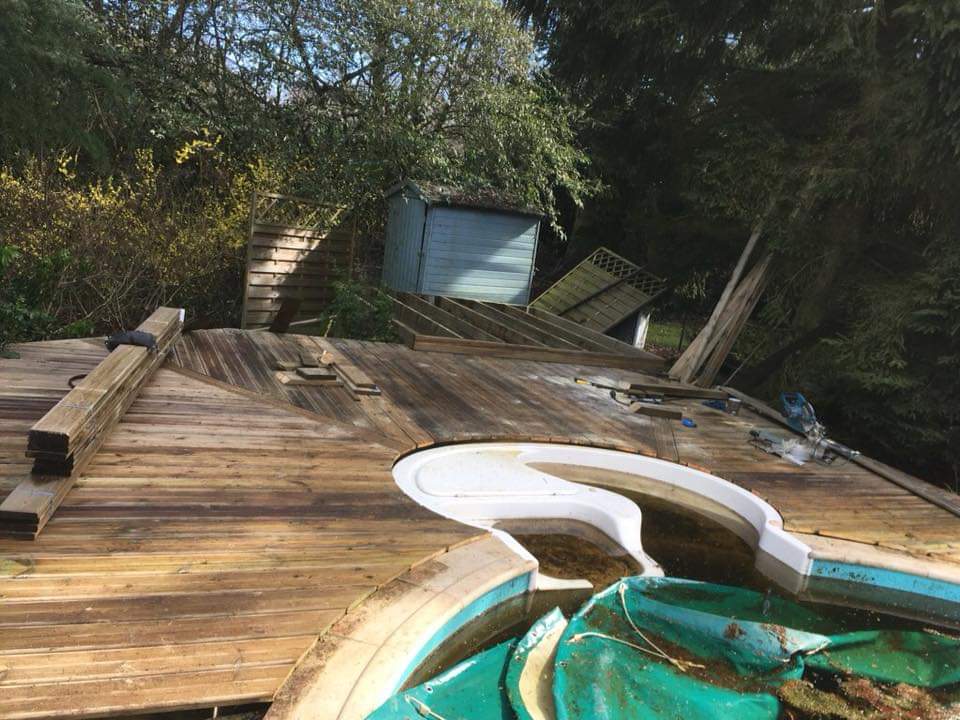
[382,193,427,293]
[419,207,538,304]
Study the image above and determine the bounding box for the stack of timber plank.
[0,307,183,538]
[389,292,667,373]
[669,225,770,387]
[312,338,381,399]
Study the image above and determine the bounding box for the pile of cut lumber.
[272,338,381,398]
[274,348,340,386]
[0,307,183,538]
[313,339,381,399]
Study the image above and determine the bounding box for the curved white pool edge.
[516,443,813,576]
[393,444,664,589]
[392,442,813,586]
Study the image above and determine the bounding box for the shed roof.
[384,180,544,218]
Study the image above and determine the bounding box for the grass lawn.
[644,319,696,356]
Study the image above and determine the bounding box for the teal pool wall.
[391,571,533,692]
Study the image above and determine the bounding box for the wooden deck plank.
[0,330,958,719]
[0,350,477,719]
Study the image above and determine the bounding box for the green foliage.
[317,281,400,343]
[515,0,960,485]
[0,0,592,348]
[0,0,123,167]
[0,244,94,350]
[4,0,591,230]
[0,152,274,341]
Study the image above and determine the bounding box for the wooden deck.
[0,337,475,719]
[1,329,959,719]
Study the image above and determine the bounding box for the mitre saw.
[749,392,860,465]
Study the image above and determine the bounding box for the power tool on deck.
[749,392,860,465]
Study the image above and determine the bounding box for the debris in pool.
[365,577,960,720]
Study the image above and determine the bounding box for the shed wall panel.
[419,207,538,304]
[382,193,427,292]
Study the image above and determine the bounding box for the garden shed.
[381,181,542,304]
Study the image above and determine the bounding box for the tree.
[0,0,123,166]
[0,0,592,346]
[73,0,591,226]
[513,0,960,487]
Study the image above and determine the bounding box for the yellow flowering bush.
[0,150,286,347]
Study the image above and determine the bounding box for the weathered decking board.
[170,329,377,431]
[0,344,477,720]
[328,339,960,569]
[0,340,109,498]
[1,330,958,719]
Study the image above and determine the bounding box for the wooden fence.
[241,191,356,329]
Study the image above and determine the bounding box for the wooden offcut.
[2,307,183,537]
[278,370,341,386]
[628,402,684,420]
[312,337,381,398]
[296,367,338,380]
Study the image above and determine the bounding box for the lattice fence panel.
[530,247,665,332]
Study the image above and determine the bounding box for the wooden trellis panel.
[241,192,356,329]
[531,247,665,332]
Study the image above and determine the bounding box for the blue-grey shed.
[381,181,542,304]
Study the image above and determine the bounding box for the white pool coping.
[393,442,813,589]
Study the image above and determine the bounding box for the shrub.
[317,280,400,343]
[0,151,284,345]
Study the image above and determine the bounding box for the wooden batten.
[694,254,771,387]
[670,223,764,384]
[437,297,548,346]
[629,402,684,420]
[392,292,499,341]
[458,299,581,348]
[623,381,727,401]
[1,306,184,538]
[525,306,656,357]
